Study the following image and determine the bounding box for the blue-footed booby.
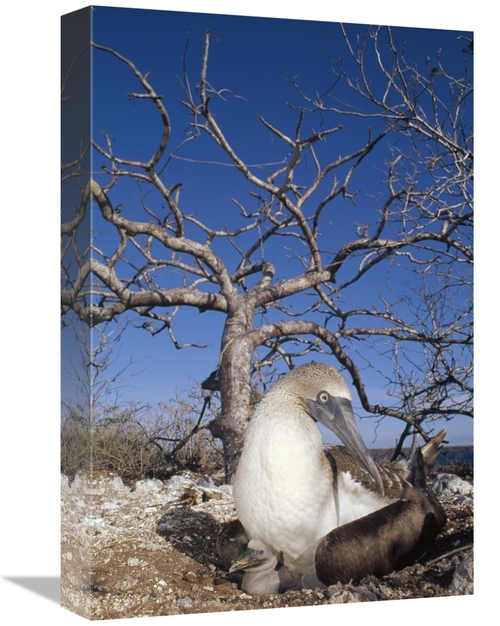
[228,362,446,590]
[229,540,281,595]
[227,537,304,594]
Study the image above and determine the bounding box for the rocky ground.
[61,470,473,620]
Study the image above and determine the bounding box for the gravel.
[61,470,473,619]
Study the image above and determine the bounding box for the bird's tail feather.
[421,428,447,472]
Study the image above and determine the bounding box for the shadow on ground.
[3,576,60,603]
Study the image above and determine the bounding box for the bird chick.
[229,539,281,595]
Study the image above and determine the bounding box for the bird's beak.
[229,548,268,574]
[307,395,384,495]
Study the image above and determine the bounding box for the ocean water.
[373,447,473,469]
[436,448,473,468]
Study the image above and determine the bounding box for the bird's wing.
[325,445,411,497]
[315,486,446,585]
[216,519,249,569]
[326,427,447,498]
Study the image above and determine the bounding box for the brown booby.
[229,362,446,590]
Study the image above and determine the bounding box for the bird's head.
[274,362,384,495]
[229,539,279,574]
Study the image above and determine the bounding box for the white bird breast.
[233,403,337,570]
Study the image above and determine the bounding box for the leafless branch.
[62,27,473,478]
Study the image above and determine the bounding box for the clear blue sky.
[61,6,473,447]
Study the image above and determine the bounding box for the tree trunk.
[208,299,255,482]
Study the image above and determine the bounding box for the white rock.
[432,473,473,497]
[450,555,473,595]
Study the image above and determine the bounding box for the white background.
[1,1,490,624]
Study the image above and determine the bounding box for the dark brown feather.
[316,488,446,585]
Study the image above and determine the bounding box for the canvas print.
[61,6,473,620]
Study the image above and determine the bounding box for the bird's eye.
[259,550,264,555]
[318,391,329,404]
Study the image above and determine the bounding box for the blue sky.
[60,5,474,448]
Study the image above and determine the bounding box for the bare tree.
[61,26,473,479]
[61,322,147,477]
[61,322,222,480]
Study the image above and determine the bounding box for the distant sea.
[436,446,473,468]
[372,446,473,468]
